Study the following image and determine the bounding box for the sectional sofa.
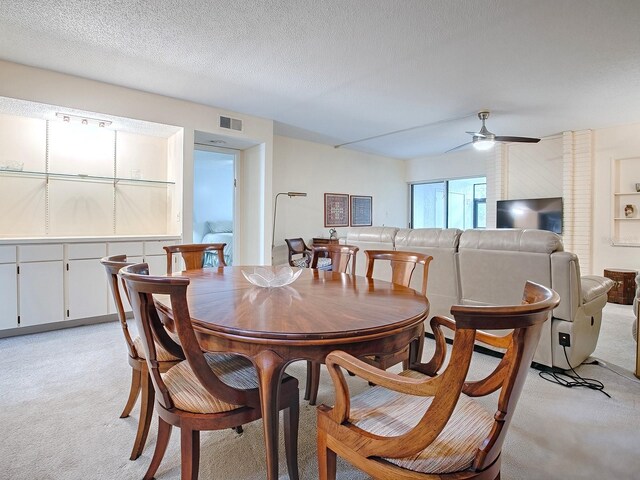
[339,227,613,370]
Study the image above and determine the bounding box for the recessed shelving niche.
[611,156,640,246]
[0,107,182,237]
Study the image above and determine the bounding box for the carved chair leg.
[317,429,336,480]
[304,361,321,405]
[130,370,155,460]
[284,399,300,480]
[143,417,172,480]
[120,366,141,418]
[180,428,200,480]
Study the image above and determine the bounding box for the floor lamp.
[272,192,307,257]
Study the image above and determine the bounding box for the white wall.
[405,149,489,184]
[505,137,563,199]
[0,60,273,264]
[272,136,406,264]
[240,143,267,264]
[592,122,640,274]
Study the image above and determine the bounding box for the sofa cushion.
[395,228,462,249]
[459,228,563,254]
[345,226,398,245]
[395,228,462,318]
[581,275,615,303]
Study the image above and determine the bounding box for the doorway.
[193,145,236,266]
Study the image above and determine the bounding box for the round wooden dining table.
[155,266,429,480]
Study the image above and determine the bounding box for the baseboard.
[0,314,118,339]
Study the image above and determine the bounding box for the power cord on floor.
[538,345,611,398]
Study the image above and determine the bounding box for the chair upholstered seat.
[291,257,308,268]
[350,370,494,474]
[296,257,331,269]
[163,353,261,414]
[133,337,181,362]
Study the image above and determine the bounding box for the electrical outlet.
[559,332,571,347]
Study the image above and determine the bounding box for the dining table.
[154,265,429,480]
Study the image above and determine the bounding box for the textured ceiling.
[1,0,640,158]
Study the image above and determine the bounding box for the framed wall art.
[324,193,349,227]
[350,195,372,226]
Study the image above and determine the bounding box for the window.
[411,177,486,229]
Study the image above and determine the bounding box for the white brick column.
[562,130,593,273]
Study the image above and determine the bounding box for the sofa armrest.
[551,252,582,321]
[551,252,614,321]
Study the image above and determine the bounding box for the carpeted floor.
[0,302,638,479]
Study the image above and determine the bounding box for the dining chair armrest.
[321,328,478,460]
[325,350,442,423]
[416,315,456,375]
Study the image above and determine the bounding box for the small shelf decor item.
[625,204,636,218]
[350,195,372,226]
[324,193,349,227]
[242,266,302,288]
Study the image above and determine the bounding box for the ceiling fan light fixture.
[473,138,495,151]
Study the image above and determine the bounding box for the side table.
[311,237,339,246]
[603,268,637,304]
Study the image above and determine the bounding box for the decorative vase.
[624,204,636,218]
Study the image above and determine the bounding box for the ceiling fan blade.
[494,136,540,143]
[445,141,472,153]
[465,131,484,137]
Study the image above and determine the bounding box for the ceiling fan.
[446,111,540,153]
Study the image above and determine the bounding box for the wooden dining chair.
[163,243,226,274]
[305,244,359,404]
[100,255,182,461]
[285,238,313,268]
[363,249,433,371]
[317,281,560,480]
[119,263,300,480]
[310,244,359,275]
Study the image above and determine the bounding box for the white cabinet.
[18,244,64,327]
[144,240,176,275]
[0,236,180,336]
[0,246,18,330]
[66,243,108,320]
[611,157,640,245]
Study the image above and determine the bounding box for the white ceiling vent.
[219,115,243,132]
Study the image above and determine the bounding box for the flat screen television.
[496,197,563,234]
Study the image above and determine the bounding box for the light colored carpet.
[0,303,638,479]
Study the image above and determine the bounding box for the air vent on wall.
[219,115,243,132]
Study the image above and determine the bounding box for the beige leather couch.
[342,227,613,370]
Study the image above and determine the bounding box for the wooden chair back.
[100,255,137,358]
[365,250,433,296]
[119,263,259,411]
[163,243,226,274]
[311,244,359,275]
[285,238,311,267]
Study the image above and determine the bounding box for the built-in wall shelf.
[0,168,175,185]
[0,113,181,238]
[611,156,640,246]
